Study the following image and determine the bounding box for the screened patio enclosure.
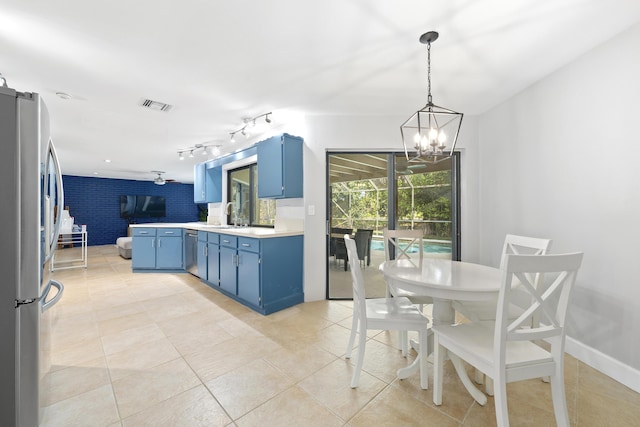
[327,153,460,299]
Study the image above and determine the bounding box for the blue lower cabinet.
[197,231,208,279]
[207,240,220,286]
[237,244,260,307]
[213,234,303,314]
[219,245,237,294]
[132,228,183,271]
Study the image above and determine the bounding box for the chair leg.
[345,315,358,359]
[474,369,484,385]
[550,372,570,426]
[485,376,494,395]
[418,328,428,390]
[351,323,367,388]
[494,376,509,427]
[399,331,408,357]
[433,334,444,405]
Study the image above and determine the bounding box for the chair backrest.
[499,235,553,315]
[383,229,423,266]
[495,252,583,362]
[344,235,367,314]
[499,234,552,269]
[354,229,373,260]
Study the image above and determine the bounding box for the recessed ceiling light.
[56,92,72,100]
[104,159,111,163]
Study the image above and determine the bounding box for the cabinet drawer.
[132,228,156,237]
[158,228,182,236]
[198,231,208,242]
[219,235,237,248]
[238,237,260,253]
[208,232,219,244]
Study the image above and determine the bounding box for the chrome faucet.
[225,202,237,226]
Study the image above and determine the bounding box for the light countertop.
[130,222,303,238]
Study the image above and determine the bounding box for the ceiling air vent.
[139,98,173,112]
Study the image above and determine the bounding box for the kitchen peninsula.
[130,222,303,315]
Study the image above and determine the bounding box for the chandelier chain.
[427,41,433,104]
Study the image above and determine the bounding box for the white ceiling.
[2,0,639,184]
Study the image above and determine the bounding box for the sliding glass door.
[326,152,459,299]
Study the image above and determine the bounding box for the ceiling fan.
[152,170,168,185]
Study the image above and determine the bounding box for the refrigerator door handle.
[41,279,64,313]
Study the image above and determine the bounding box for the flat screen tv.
[120,195,166,218]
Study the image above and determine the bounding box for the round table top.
[379,258,502,301]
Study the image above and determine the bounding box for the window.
[227,164,276,227]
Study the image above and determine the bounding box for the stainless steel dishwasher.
[184,230,198,276]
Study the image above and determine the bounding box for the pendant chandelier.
[400,31,463,163]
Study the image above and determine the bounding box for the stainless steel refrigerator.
[1,85,65,426]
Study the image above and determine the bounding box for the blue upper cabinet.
[194,162,222,203]
[257,134,303,199]
[206,164,223,203]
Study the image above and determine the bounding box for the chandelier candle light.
[400,31,463,163]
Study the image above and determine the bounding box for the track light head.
[265,114,271,124]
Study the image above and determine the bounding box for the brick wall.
[62,175,201,246]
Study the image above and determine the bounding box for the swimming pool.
[370,239,451,254]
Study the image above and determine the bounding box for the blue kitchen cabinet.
[132,228,183,271]
[194,162,223,203]
[206,164,223,203]
[219,235,238,295]
[211,233,303,314]
[257,134,303,198]
[132,228,156,269]
[194,162,207,203]
[206,232,220,286]
[197,231,208,279]
[237,237,260,307]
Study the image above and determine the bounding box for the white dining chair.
[382,229,432,356]
[453,234,552,390]
[343,235,430,389]
[454,234,552,322]
[433,252,584,427]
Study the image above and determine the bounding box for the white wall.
[477,23,640,390]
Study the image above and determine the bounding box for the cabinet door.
[132,236,156,269]
[219,246,237,295]
[156,237,183,269]
[197,240,207,278]
[237,250,260,307]
[257,134,303,198]
[194,163,206,203]
[207,165,223,203]
[207,242,219,285]
[257,135,283,198]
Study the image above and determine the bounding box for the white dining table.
[379,258,502,405]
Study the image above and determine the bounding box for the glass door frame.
[325,151,460,299]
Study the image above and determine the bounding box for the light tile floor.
[42,245,640,426]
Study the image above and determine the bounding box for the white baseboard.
[565,336,640,394]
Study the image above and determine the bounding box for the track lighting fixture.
[229,111,273,142]
[177,143,223,160]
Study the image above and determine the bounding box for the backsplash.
[207,198,304,231]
